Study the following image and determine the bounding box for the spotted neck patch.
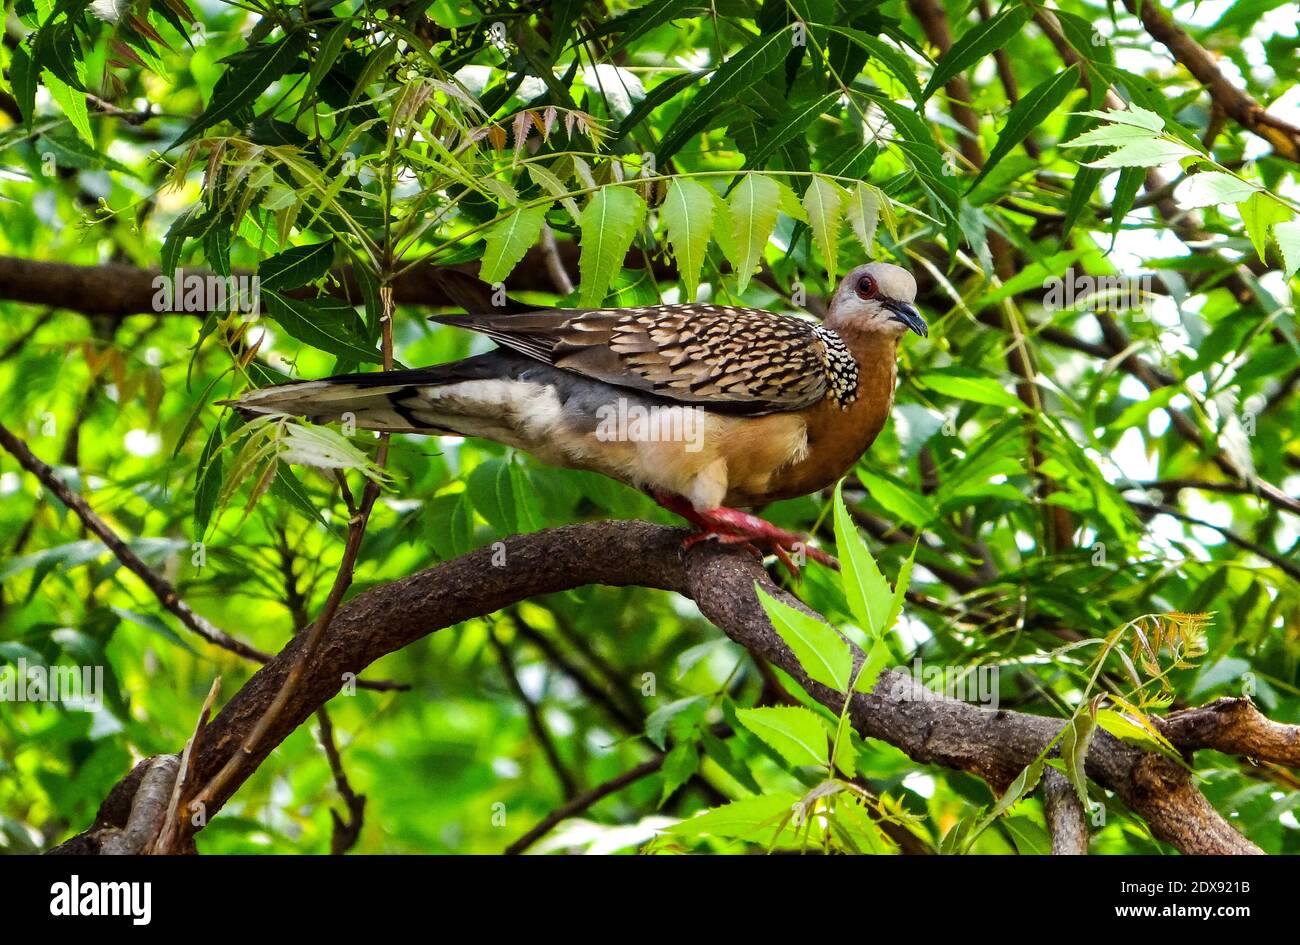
[813,326,858,408]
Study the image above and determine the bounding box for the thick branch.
[1041,768,1089,855]
[1125,0,1300,163]
[49,522,1264,855]
[1157,697,1300,767]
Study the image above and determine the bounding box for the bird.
[230,262,926,570]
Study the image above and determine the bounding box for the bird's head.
[827,263,926,340]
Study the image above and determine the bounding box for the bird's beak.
[883,299,927,338]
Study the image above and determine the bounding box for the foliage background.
[0,0,1297,854]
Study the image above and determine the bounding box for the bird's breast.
[723,335,898,506]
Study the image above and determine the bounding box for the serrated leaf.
[853,636,893,694]
[1238,191,1290,263]
[1077,104,1166,131]
[667,792,804,843]
[845,182,880,254]
[577,186,645,306]
[258,241,335,292]
[656,29,790,162]
[480,204,550,284]
[755,584,852,691]
[803,175,844,287]
[1274,219,1300,277]
[971,65,1078,190]
[262,290,381,363]
[173,30,309,147]
[659,742,699,806]
[1176,171,1259,209]
[857,468,931,528]
[43,71,92,145]
[728,173,779,294]
[661,178,714,301]
[1060,708,1097,808]
[813,24,923,101]
[10,43,37,127]
[915,368,1023,409]
[922,5,1032,101]
[832,482,894,636]
[1085,138,1196,168]
[734,706,828,768]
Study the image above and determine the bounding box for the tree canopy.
[0,0,1298,855]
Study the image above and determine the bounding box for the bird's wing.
[429,303,831,414]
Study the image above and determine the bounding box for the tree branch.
[1124,0,1300,164]
[47,521,1268,855]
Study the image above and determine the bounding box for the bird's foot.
[658,498,837,575]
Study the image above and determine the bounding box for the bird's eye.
[855,275,877,300]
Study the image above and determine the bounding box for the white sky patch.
[491,757,521,779]
[582,65,645,120]
[902,771,935,799]
[124,428,161,457]
[1108,226,1185,274]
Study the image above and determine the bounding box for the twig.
[504,757,664,855]
[152,676,222,855]
[317,706,366,854]
[492,632,579,799]
[0,419,405,691]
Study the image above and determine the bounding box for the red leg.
[650,490,838,573]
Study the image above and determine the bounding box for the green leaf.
[853,636,893,694]
[425,492,475,561]
[1274,219,1300,277]
[1095,708,1187,767]
[660,178,715,301]
[656,29,790,161]
[967,759,1045,849]
[298,20,351,117]
[857,469,931,528]
[1085,138,1195,168]
[1077,104,1166,131]
[922,5,1032,101]
[660,742,699,806]
[803,175,844,287]
[1177,171,1259,209]
[43,71,92,145]
[734,706,828,768]
[1060,708,1097,808]
[480,204,550,284]
[193,422,224,536]
[728,173,779,294]
[745,91,841,169]
[577,186,646,307]
[812,25,923,101]
[832,482,894,636]
[173,30,309,147]
[10,43,37,127]
[914,368,1023,409]
[845,182,881,254]
[262,290,382,363]
[258,241,335,292]
[1238,191,1290,263]
[645,695,707,750]
[971,65,1078,190]
[755,584,852,691]
[668,792,804,843]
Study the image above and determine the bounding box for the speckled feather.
[429,303,858,415]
